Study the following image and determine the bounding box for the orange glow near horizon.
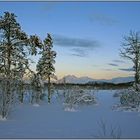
[56,70,134,80]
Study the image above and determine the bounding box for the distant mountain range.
[57,75,134,84]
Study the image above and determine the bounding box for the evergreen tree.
[37,33,56,103]
[0,12,42,118]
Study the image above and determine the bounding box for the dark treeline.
[45,81,134,90]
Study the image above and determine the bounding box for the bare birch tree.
[120,31,140,91]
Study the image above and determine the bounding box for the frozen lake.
[0,90,140,138]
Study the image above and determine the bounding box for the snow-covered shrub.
[133,83,140,91]
[30,73,44,104]
[42,83,55,101]
[114,85,140,110]
[16,80,25,103]
[55,89,65,103]
[120,87,140,107]
[39,93,46,101]
[113,90,123,98]
[63,86,96,111]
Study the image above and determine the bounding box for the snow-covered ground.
[0,90,140,138]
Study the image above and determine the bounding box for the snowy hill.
[57,75,134,84]
[107,76,134,84]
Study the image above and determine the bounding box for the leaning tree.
[120,31,140,91]
[37,33,56,103]
[0,12,42,118]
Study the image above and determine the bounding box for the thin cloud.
[52,34,100,49]
[108,63,119,67]
[90,13,118,26]
[52,34,101,58]
[71,53,85,57]
[119,67,134,72]
[113,60,125,63]
[102,68,113,71]
[71,48,88,57]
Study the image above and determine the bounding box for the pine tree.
[0,12,42,118]
[37,33,56,103]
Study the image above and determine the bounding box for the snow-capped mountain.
[57,75,94,84]
[57,75,134,84]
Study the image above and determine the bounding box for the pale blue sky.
[0,2,139,79]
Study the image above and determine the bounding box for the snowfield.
[0,90,140,138]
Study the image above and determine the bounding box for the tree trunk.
[48,76,51,103]
[31,89,35,104]
[6,23,12,105]
[135,72,139,91]
[20,82,24,103]
[20,91,24,103]
[135,54,139,91]
[36,90,40,104]
[2,87,6,119]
